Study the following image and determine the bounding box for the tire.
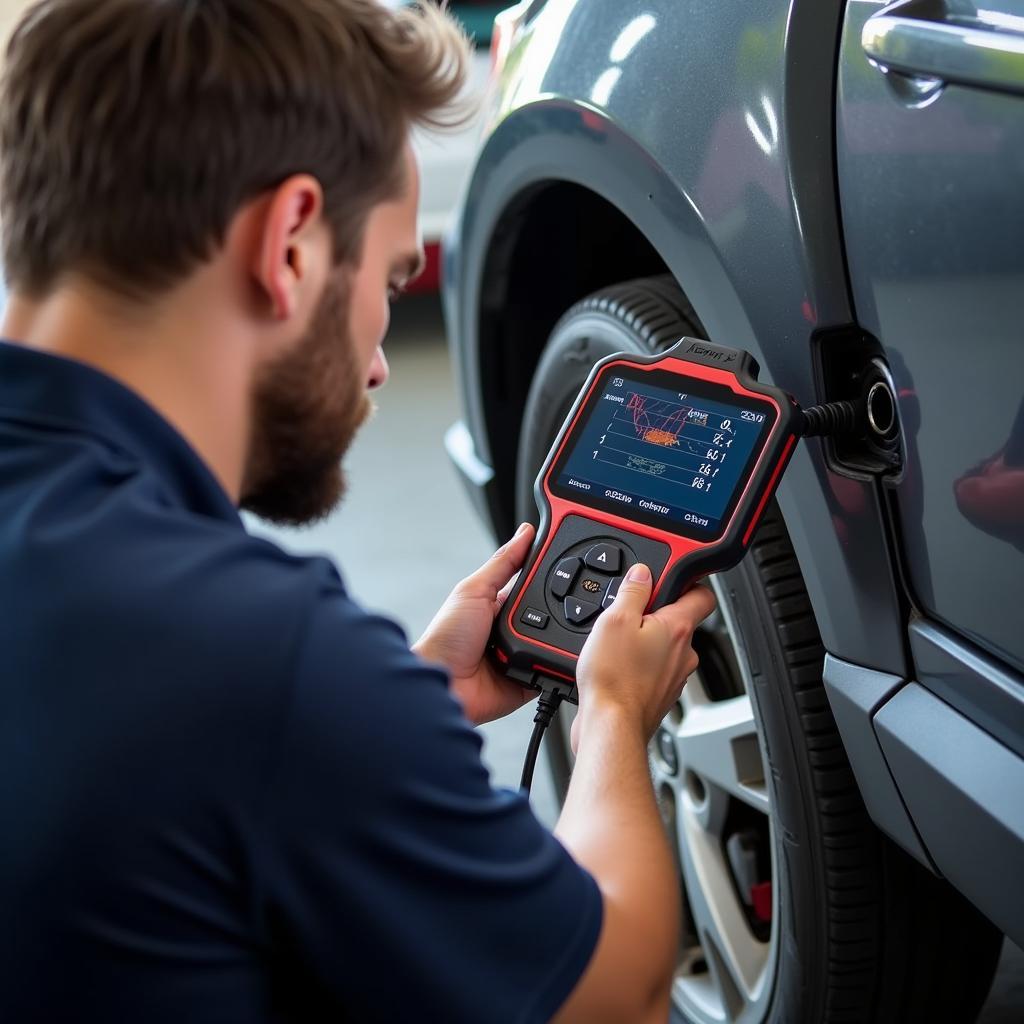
[516,275,1003,1024]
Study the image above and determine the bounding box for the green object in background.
[399,2,502,49]
[450,3,504,48]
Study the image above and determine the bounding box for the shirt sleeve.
[255,588,603,1024]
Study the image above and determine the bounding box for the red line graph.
[625,393,691,448]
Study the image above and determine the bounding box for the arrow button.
[550,557,581,599]
[564,597,600,626]
[602,576,624,609]
[584,543,622,574]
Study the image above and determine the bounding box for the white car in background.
[407,2,496,294]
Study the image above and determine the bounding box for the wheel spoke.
[676,693,769,816]
[677,802,770,1011]
[680,665,712,714]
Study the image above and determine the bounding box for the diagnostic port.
[861,359,901,468]
[866,380,896,439]
[812,329,903,476]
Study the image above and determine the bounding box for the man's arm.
[552,566,716,1024]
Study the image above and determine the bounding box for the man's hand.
[572,563,717,754]
[414,523,537,725]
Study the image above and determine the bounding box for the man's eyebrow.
[393,250,426,282]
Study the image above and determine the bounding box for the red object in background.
[406,241,441,295]
[751,881,773,923]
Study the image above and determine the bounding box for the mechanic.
[0,2,715,1022]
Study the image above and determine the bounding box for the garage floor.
[249,296,1022,1022]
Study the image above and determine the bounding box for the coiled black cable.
[799,400,861,438]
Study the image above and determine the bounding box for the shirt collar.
[0,340,241,525]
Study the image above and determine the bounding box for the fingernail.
[626,563,651,583]
[515,522,530,537]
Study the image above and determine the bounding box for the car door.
[837,0,1024,684]
[835,1,1024,941]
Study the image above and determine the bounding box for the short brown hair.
[0,0,469,299]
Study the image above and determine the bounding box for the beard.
[240,272,372,527]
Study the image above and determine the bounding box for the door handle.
[862,0,1024,97]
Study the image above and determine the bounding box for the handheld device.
[493,338,803,703]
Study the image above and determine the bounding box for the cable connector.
[799,400,861,438]
[520,687,567,793]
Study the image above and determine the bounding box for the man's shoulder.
[124,518,387,671]
[19,480,392,686]
[141,520,426,698]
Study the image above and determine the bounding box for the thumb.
[611,562,653,618]
[461,522,535,598]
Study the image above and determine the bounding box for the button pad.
[543,535,638,633]
[549,557,581,599]
[514,514,670,655]
[584,543,622,574]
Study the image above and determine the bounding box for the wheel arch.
[473,181,677,538]
[448,100,761,538]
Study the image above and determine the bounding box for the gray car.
[442,1,1024,1021]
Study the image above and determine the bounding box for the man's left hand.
[414,523,537,725]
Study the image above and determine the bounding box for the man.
[0,2,715,1021]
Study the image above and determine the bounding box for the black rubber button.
[602,576,623,609]
[521,607,549,629]
[550,557,581,598]
[584,543,622,574]
[564,597,600,626]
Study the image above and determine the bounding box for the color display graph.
[592,392,734,494]
[555,375,769,531]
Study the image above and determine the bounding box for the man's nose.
[367,346,390,391]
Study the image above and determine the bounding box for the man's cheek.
[350,288,388,353]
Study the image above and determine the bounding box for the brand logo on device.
[687,342,736,364]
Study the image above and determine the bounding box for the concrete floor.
[248,295,1022,1022]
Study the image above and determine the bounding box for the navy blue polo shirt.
[0,341,602,1023]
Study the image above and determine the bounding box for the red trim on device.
[533,664,576,685]
[743,433,797,545]
[505,356,789,655]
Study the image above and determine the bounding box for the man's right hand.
[573,562,717,754]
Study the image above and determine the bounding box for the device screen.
[549,365,778,540]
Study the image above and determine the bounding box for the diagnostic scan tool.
[491,338,803,699]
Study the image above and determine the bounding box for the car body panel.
[875,682,1024,945]
[837,0,1024,676]
[445,0,910,674]
[909,618,1024,760]
[821,655,932,866]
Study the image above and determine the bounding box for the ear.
[250,175,326,320]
